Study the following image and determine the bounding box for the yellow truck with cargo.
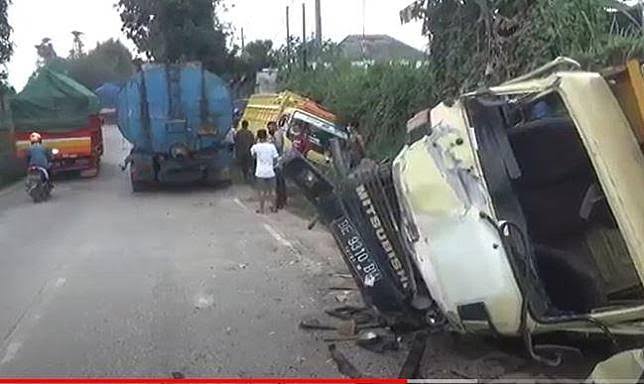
[238,91,348,164]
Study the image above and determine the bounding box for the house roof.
[338,34,426,62]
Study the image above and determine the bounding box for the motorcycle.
[25,148,58,203]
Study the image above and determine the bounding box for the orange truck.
[11,68,103,177]
[13,116,103,177]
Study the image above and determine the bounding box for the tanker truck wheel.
[130,172,148,193]
[131,180,146,193]
[204,166,232,188]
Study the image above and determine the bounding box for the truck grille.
[338,161,415,296]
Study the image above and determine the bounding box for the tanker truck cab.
[280,108,348,165]
[393,60,644,347]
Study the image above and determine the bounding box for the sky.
[6,0,426,91]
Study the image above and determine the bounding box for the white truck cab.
[393,60,644,357]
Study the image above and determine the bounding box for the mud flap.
[130,152,156,189]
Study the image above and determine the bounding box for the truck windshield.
[287,112,346,153]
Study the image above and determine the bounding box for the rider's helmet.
[29,132,42,144]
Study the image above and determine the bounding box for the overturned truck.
[283,58,644,364]
[283,154,435,329]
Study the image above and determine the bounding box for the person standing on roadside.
[347,121,366,168]
[269,121,285,155]
[235,120,255,182]
[250,129,279,214]
[268,121,287,210]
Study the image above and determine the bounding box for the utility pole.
[361,0,366,60]
[286,6,291,71]
[241,28,245,52]
[362,0,366,38]
[315,0,322,47]
[302,2,307,71]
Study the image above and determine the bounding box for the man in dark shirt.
[235,120,255,182]
[268,121,287,210]
[347,121,366,168]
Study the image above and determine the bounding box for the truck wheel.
[204,167,231,187]
[131,180,147,193]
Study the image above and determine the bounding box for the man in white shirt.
[250,129,279,214]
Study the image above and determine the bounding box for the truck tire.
[130,169,148,193]
[204,167,232,188]
[131,180,147,193]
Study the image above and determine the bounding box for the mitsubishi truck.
[392,57,644,363]
[283,57,644,365]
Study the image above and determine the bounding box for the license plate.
[332,217,383,287]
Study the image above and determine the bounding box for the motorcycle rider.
[25,132,53,185]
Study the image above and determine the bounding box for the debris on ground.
[324,306,378,325]
[357,331,400,353]
[334,291,351,303]
[323,331,379,343]
[299,318,359,335]
[170,371,185,379]
[399,331,428,379]
[328,344,365,378]
[329,286,358,291]
[299,318,340,331]
[330,273,353,279]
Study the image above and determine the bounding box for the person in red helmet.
[26,132,54,183]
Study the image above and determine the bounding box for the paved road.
[0,126,601,380]
[0,126,345,377]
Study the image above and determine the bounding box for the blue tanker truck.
[118,63,234,191]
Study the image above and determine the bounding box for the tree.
[66,39,134,89]
[30,39,134,90]
[407,0,644,99]
[69,31,85,59]
[117,0,232,74]
[35,37,57,67]
[242,40,276,72]
[0,0,11,83]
